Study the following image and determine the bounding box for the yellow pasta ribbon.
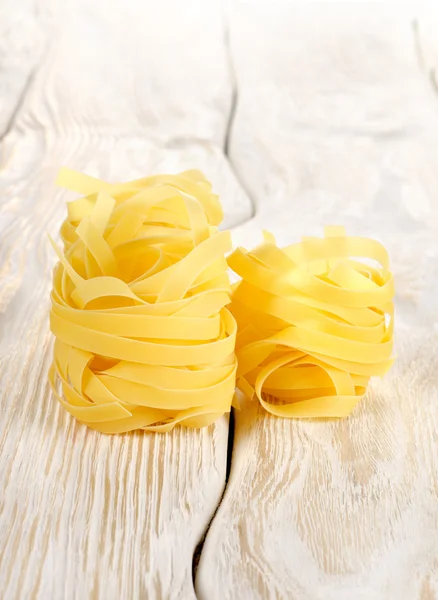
[49,168,237,433]
[228,226,394,418]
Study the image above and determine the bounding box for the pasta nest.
[228,227,394,418]
[49,168,237,433]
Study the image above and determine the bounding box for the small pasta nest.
[228,226,394,418]
[49,168,237,433]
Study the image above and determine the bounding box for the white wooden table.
[1,2,437,599]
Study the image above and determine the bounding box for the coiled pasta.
[228,226,394,418]
[49,168,237,433]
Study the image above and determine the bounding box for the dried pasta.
[49,168,237,433]
[228,227,394,418]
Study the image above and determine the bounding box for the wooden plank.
[198,330,438,600]
[0,1,251,598]
[197,4,438,599]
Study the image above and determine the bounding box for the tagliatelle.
[228,227,394,418]
[49,168,237,433]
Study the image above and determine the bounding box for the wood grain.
[2,1,438,599]
[0,0,44,139]
[0,1,251,598]
[197,329,438,600]
[197,4,438,599]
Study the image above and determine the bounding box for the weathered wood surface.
[1,2,438,599]
[0,1,250,598]
[197,4,438,600]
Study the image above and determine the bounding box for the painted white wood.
[0,0,44,138]
[0,140,248,600]
[2,1,438,598]
[197,4,438,599]
[0,1,251,598]
[0,0,253,314]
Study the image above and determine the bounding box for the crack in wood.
[192,410,235,595]
[0,68,35,143]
